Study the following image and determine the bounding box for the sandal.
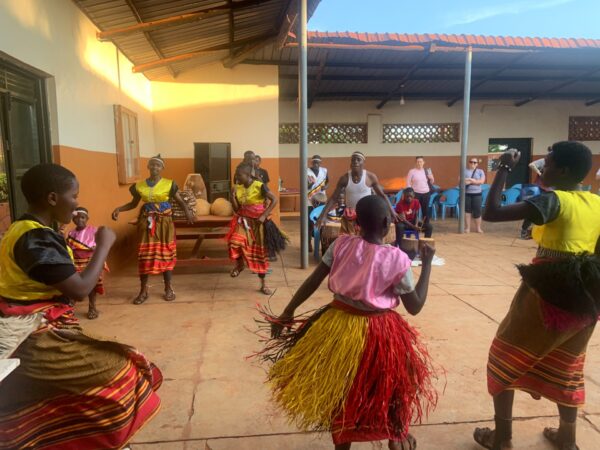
[164,288,176,302]
[260,285,274,296]
[473,427,512,449]
[230,266,244,278]
[390,434,417,450]
[133,291,148,305]
[543,426,580,450]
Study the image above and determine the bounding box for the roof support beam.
[447,53,528,107]
[228,0,235,54]
[281,92,597,101]
[249,59,600,72]
[222,35,278,68]
[308,51,327,108]
[97,0,272,41]
[279,74,600,82]
[515,66,600,106]
[285,42,427,52]
[132,33,277,73]
[222,0,296,68]
[123,0,176,78]
[376,47,433,109]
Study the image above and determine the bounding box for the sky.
[308,0,600,39]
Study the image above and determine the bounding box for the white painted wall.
[279,100,600,158]
[0,0,155,155]
[152,63,279,159]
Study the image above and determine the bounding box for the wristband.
[498,163,512,172]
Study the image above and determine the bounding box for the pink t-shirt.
[407,168,430,194]
[324,235,413,311]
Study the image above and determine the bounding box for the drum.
[400,236,419,259]
[320,222,341,255]
[383,224,396,245]
[418,237,435,254]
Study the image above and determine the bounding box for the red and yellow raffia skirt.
[0,300,162,449]
[137,209,177,275]
[258,300,437,444]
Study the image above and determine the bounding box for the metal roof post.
[459,47,472,234]
[298,0,309,268]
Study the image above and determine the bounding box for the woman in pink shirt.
[407,156,435,222]
[260,195,437,450]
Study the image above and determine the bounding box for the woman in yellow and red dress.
[474,142,600,450]
[112,155,194,304]
[0,163,161,450]
[228,163,287,295]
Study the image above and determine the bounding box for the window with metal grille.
[279,123,368,144]
[382,123,460,144]
[569,116,600,141]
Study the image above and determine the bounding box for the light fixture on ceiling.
[400,84,406,106]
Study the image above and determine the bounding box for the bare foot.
[477,229,484,233]
[465,229,470,234]
[87,308,99,320]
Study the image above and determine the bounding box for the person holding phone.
[407,156,435,223]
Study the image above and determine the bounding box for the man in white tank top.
[317,152,398,234]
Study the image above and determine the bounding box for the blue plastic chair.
[521,185,540,200]
[428,192,439,220]
[481,183,490,191]
[310,205,325,260]
[393,189,404,207]
[501,188,521,205]
[481,188,490,210]
[439,188,460,219]
[510,183,523,191]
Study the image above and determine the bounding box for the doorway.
[0,60,52,231]
[488,138,533,187]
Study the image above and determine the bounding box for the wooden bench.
[173,215,232,267]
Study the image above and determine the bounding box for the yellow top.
[235,180,265,206]
[135,178,173,203]
[0,220,73,302]
[532,190,600,254]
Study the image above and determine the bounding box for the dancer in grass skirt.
[258,195,438,449]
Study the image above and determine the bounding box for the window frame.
[114,104,140,184]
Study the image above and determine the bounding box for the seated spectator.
[394,188,433,247]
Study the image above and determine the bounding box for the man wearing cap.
[316,151,398,234]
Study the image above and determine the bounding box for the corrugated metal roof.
[73,0,322,80]
[244,30,600,106]
[308,31,600,50]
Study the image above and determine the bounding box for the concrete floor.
[81,218,600,450]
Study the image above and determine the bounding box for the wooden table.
[279,189,301,212]
[174,215,232,267]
